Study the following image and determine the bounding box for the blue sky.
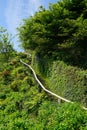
[0,0,57,51]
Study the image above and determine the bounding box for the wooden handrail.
[20,59,87,110]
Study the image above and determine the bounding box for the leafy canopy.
[18,0,87,53]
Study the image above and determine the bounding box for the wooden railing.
[20,59,87,110]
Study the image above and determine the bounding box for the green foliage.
[18,0,87,53]
[38,102,87,130]
[0,52,87,129]
[34,58,87,107]
[0,26,15,62]
[1,0,87,129]
[18,0,87,69]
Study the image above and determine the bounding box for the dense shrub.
[33,58,87,107]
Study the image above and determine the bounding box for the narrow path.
[20,59,87,110]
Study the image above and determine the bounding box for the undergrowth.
[0,53,87,129]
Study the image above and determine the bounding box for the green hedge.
[33,57,87,107]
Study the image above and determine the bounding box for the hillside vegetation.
[18,0,87,107]
[32,57,87,107]
[0,53,87,130]
[0,0,87,129]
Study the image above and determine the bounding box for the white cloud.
[5,0,42,35]
[28,0,41,15]
[5,0,42,50]
[5,0,23,34]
